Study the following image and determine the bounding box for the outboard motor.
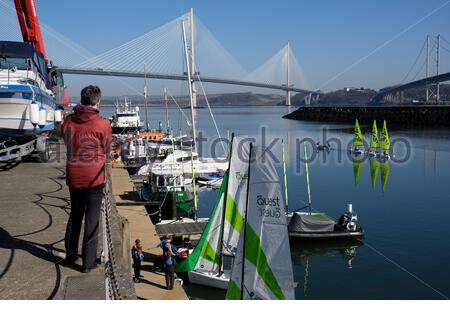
[336,204,358,231]
[346,204,357,231]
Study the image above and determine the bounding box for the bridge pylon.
[285,42,292,107]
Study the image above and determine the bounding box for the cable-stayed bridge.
[0,4,310,106]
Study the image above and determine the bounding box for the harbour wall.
[283,105,450,127]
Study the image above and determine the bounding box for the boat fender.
[29,101,39,126]
[54,106,63,123]
[38,106,47,128]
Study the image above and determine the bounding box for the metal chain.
[102,179,122,300]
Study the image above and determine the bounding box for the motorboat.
[137,148,228,177]
[0,41,65,136]
[110,97,143,134]
[287,205,364,240]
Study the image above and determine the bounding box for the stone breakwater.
[283,105,450,128]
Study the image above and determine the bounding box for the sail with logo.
[175,135,251,289]
[368,120,379,157]
[380,120,391,159]
[226,144,295,300]
[351,119,364,155]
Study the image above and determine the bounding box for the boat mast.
[143,64,149,132]
[181,20,197,151]
[164,88,170,132]
[240,142,253,300]
[217,133,234,276]
[304,143,312,214]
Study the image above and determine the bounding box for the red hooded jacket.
[61,105,112,189]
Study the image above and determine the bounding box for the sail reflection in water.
[351,157,391,192]
[290,240,363,297]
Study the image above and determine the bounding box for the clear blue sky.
[32,0,450,95]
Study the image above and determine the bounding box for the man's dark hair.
[81,85,101,106]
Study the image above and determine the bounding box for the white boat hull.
[0,84,56,135]
[188,270,230,290]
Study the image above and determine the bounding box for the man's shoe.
[81,265,99,273]
[62,259,77,268]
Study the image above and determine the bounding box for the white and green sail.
[175,173,228,273]
[174,135,251,273]
[381,120,390,151]
[222,136,251,256]
[370,120,379,149]
[353,119,364,147]
[226,145,295,300]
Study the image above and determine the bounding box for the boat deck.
[155,220,208,238]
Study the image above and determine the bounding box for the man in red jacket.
[61,85,112,273]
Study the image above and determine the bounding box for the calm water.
[102,105,450,299]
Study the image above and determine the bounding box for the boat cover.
[288,213,335,233]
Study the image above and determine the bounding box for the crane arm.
[14,0,47,63]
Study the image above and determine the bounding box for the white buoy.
[38,107,47,128]
[54,107,63,123]
[347,204,353,213]
[29,101,39,126]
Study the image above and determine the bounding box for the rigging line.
[399,37,427,84]
[166,89,192,126]
[196,73,228,155]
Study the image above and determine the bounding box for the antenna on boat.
[304,142,312,214]
[181,19,197,152]
[143,64,149,132]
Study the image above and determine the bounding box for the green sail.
[174,172,228,273]
[370,120,379,149]
[353,158,363,186]
[353,119,364,147]
[381,161,390,193]
[369,159,379,190]
[381,120,390,151]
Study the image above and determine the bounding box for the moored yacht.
[0,41,65,136]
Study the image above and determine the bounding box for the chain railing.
[101,165,136,300]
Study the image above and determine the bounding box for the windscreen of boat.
[0,57,28,70]
[118,114,137,117]
[0,41,50,88]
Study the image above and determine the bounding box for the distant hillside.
[71,92,284,107]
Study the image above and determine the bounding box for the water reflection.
[351,158,392,193]
[290,240,363,297]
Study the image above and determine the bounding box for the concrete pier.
[0,138,186,299]
[110,164,188,300]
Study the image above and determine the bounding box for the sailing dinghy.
[379,120,391,160]
[226,144,295,300]
[350,119,364,156]
[175,135,251,290]
[368,120,379,157]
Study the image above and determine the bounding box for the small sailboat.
[175,135,251,290]
[288,143,364,240]
[379,120,391,160]
[368,120,379,157]
[226,144,295,300]
[350,119,364,156]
